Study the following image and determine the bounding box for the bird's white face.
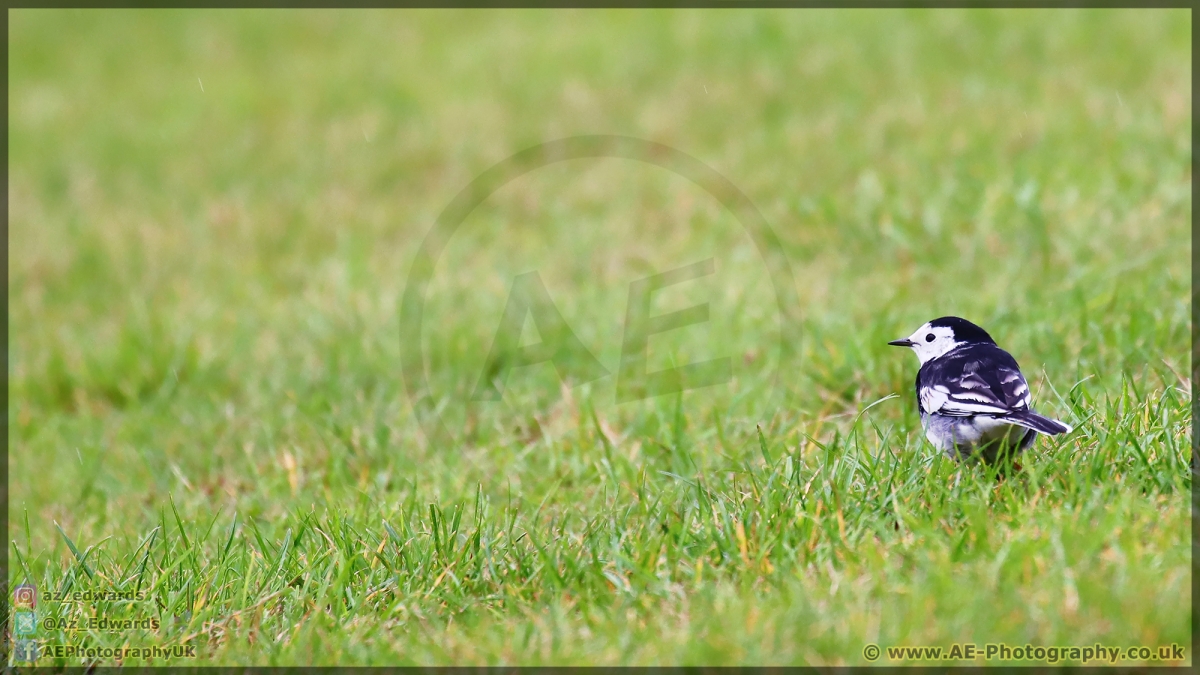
[890,322,961,365]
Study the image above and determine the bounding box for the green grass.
[8,8,1191,666]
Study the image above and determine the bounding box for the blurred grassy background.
[8,9,1191,665]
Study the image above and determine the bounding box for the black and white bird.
[888,316,1071,463]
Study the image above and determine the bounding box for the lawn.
[7,8,1192,666]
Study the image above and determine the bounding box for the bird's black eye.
[925,333,935,342]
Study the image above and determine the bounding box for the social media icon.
[14,611,36,634]
[14,639,38,662]
[13,584,36,609]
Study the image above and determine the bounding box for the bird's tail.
[1006,409,1072,435]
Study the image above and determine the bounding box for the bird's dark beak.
[888,338,914,347]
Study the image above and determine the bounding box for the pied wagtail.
[889,316,1071,463]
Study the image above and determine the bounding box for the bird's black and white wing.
[916,345,1031,417]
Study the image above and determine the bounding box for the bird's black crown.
[929,316,996,344]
